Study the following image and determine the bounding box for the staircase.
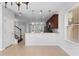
[14,25,23,43]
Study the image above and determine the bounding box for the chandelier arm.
[5,2,29,10]
[16,2,21,11]
[22,2,29,9]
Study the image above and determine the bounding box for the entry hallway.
[0,41,69,56]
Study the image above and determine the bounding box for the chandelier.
[5,2,29,11]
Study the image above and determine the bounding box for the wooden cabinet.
[46,14,58,29]
[44,14,58,33]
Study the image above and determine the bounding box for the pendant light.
[32,10,35,22]
[22,2,29,9]
[4,2,29,11]
[39,10,43,22]
[16,2,21,11]
[48,10,51,18]
[11,2,13,6]
[5,2,7,8]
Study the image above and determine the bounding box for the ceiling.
[2,2,78,24]
[3,2,65,13]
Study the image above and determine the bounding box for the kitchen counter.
[25,33,59,46]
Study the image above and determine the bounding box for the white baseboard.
[25,43,59,46]
[65,40,79,46]
[0,48,5,51]
[0,40,18,51]
[0,48,3,51]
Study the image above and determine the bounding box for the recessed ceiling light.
[39,10,43,14]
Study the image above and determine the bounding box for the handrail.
[15,25,21,30]
[14,25,22,41]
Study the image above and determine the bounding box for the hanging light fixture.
[16,2,21,11]
[48,10,51,15]
[48,10,52,19]
[5,2,7,8]
[4,2,29,11]
[39,10,42,14]
[49,10,51,12]
[11,2,13,6]
[39,10,43,22]
[22,2,29,9]
[32,10,35,22]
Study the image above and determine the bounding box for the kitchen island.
[25,33,59,46]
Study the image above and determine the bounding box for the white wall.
[0,3,2,50]
[0,4,15,50]
[2,6,15,49]
[56,3,79,56]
